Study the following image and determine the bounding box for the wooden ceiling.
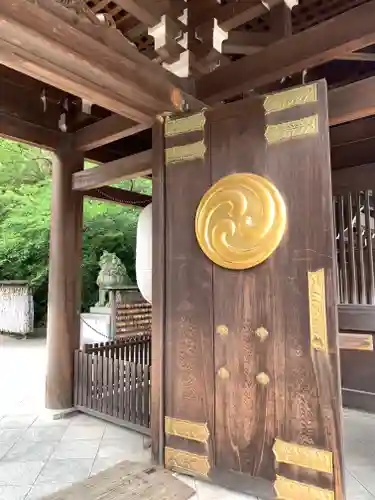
[82,0,372,41]
[67,0,375,67]
[2,0,375,176]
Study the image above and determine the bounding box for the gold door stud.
[255,327,269,341]
[256,372,270,386]
[218,367,230,380]
[216,325,229,336]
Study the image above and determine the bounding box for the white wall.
[0,284,33,335]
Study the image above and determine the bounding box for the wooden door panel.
[158,81,344,499]
[163,126,215,467]
[208,83,344,499]
[209,99,275,477]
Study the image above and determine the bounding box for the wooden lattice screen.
[116,302,152,339]
[333,190,375,305]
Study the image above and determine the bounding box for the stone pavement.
[1,335,375,499]
[0,412,151,499]
[344,408,375,499]
[0,336,151,500]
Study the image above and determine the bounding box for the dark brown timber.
[45,139,83,410]
[151,119,166,464]
[74,115,151,152]
[158,83,344,498]
[196,1,375,103]
[0,0,200,122]
[0,112,61,150]
[72,150,152,191]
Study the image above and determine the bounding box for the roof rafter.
[328,76,375,126]
[115,0,161,26]
[196,0,375,103]
[336,52,375,62]
[331,138,375,170]
[330,117,375,147]
[74,114,151,151]
[195,0,286,32]
[0,0,200,123]
[0,113,61,150]
[72,149,152,190]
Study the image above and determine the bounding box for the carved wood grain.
[157,82,344,498]
[163,122,215,471]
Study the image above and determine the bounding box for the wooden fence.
[84,334,151,365]
[74,335,151,435]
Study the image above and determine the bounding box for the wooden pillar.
[45,139,84,410]
[151,119,166,463]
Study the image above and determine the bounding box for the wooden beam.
[86,127,152,165]
[0,63,69,103]
[83,186,151,207]
[338,304,375,332]
[74,115,151,151]
[196,0,375,103]
[0,1,199,123]
[332,163,375,195]
[221,31,276,55]
[328,76,375,126]
[0,113,62,149]
[77,74,375,158]
[92,0,111,14]
[339,333,374,351]
[0,73,151,158]
[6,68,373,155]
[331,138,375,170]
[336,52,375,62]
[0,102,150,162]
[148,14,185,64]
[0,70,64,129]
[115,0,161,26]
[73,150,152,190]
[210,0,285,32]
[330,117,375,147]
[218,4,292,56]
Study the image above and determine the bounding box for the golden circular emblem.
[195,173,287,269]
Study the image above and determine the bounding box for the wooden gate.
[153,81,344,499]
[74,335,151,435]
[332,165,375,412]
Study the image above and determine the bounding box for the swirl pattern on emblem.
[195,173,287,269]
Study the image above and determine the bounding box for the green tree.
[0,138,150,326]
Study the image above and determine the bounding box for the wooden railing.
[84,334,151,365]
[74,336,151,434]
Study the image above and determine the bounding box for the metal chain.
[96,188,150,207]
[80,315,111,339]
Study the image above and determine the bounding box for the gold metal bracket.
[165,417,209,443]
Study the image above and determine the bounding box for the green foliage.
[0,138,150,325]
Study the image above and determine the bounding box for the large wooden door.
[152,80,345,499]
